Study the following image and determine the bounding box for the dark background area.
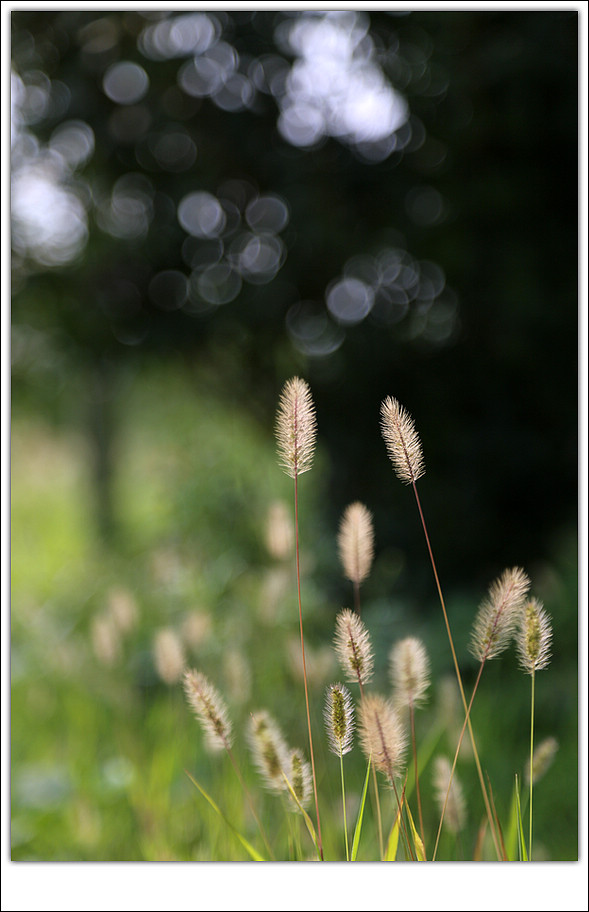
[11,9,579,588]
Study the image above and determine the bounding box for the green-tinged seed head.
[324,682,354,756]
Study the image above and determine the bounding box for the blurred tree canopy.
[11,9,578,588]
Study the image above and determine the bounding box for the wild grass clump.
[181,378,559,861]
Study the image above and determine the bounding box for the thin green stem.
[294,472,324,860]
[411,481,503,861]
[339,751,350,861]
[529,670,536,861]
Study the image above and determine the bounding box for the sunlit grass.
[10,362,578,861]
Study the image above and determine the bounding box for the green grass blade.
[385,807,401,861]
[185,770,266,861]
[405,798,426,861]
[515,774,528,862]
[506,778,520,861]
[351,757,372,862]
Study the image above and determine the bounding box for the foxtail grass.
[338,501,374,613]
[275,376,323,858]
[517,597,553,859]
[177,381,558,862]
[184,670,274,859]
[324,682,355,859]
[390,637,430,848]
[380,394,503,860]
[432,567,530,858]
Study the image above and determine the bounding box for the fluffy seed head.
[433,756,466,834]
[248,710,290,793]
[517,598,553,674]
[469,567,531,663]
[324,682,355,757]
[154,627,186,685]
[338,502,374,585]
[286,748,312,811]
[380,396,425,485]
[334,608,374,687]
[183,668,233,752]
[390,637,430,710]
[275,376,317,479]
[525,736,559,785]
[358,694,406,782]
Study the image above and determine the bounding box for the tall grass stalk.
[275,377,323,859]
[432,567,530,859]
[333,607,385,857]
[516,597,553,860]
[183,669,275,859]
[324,683,354,859]
[380,395,503,859]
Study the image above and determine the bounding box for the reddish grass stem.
[411,481,503,860]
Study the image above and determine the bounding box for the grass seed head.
[517,597,553,674]
[469,566,531,663]
[275,376,317,479]
[287,748,312,811]
[248,710,290,793]
[358,693,406,783]
[324,682,355,757]
[433,756,466,834]
[183,668,233,752]
[338,501,374,585]
[334,608,374,687]
[525,736,559,785]
[380,396,425,485]
[154,627,186,685]
[390,636,431,710]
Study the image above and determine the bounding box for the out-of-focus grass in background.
[10,360,578,861]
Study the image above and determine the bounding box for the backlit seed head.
[433,756,466,834]
[248,710,290,793]
[334,608,374,687]
[470,567,531,663]
[358,693,406,782]
[154,627,186,685]
[517,598,552,674]
[390,637,430,710]
[525,736,559,785]
[338,502,375,585]
[183,668,233,752]
[324,682,355,757]
[275,377,317,479]
[380,396,425,485]
[286,748,312,811]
